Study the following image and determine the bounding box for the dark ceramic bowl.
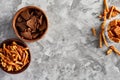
[0,38,31,74]
[12,6,48,42]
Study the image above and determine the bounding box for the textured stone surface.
[0,0,120,80]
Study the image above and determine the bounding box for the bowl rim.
[0,38,31,74]
[12,6,48,42]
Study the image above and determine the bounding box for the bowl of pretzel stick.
[0,38,31,74]
[106,19,120,43]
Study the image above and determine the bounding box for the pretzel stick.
[103,9,107,21]
[110,46,120,55]
[108,6,115,19]
[99,32,103,48]
[91,27,96,36]
[114,7,120,13]
[24,50,28,65]
[106,48,112,55]
[101,21,106,30]
[102,30,108,47]
[104,0,109,12]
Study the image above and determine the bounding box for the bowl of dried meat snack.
[0,39,31,74]
[12,6,48,42]
[107,19,120,43]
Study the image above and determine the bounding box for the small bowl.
[105,19,120,43]
[0,38,31,74]
[12,6,48,42]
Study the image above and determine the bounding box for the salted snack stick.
[110,46,120,55]
[102,30,108,47]
[106,48,113,55]
[104,0,109,12]
[103,9,107,21]
[101,21,106,30]
[91,27,96,36]
[114,7,120,13]
[108,6,115,19]
[99,32,103,48]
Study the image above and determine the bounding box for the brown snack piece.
[26,16,37,31]
[21,10,31,20]
[21,31,32,40]
[17,16,23,23]
[39,20,47,31]
[106,48,112,55]
[32,32,39,39]
[39,15,43,25]
[16,22,27,32]
[36,11,42,17]
[91,27,96,36]
[110,45,120,55]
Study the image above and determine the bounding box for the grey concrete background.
[0,0,120,80]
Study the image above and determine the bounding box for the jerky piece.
[17,16,23,23]
[36,23,40,29]
[39,20,46,31]
[21,10,31,20]
[35,10,42,18]
[21,31,32,40]
[32,32,39,39]
[39,15,43,25]
[16,22,27,32]
[27,16,37,31]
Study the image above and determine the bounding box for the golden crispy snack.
[110,46,120,55]
[106,48,113,55]
[91,27,96,36]
[99,32,103,48]
[0,42,29,72]
[104,0,109,12]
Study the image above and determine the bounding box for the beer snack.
[109,45,120,55]
[0,39,30,74]
[107,19,120,43]
[91,27,96,36]
[12,6,48,42]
